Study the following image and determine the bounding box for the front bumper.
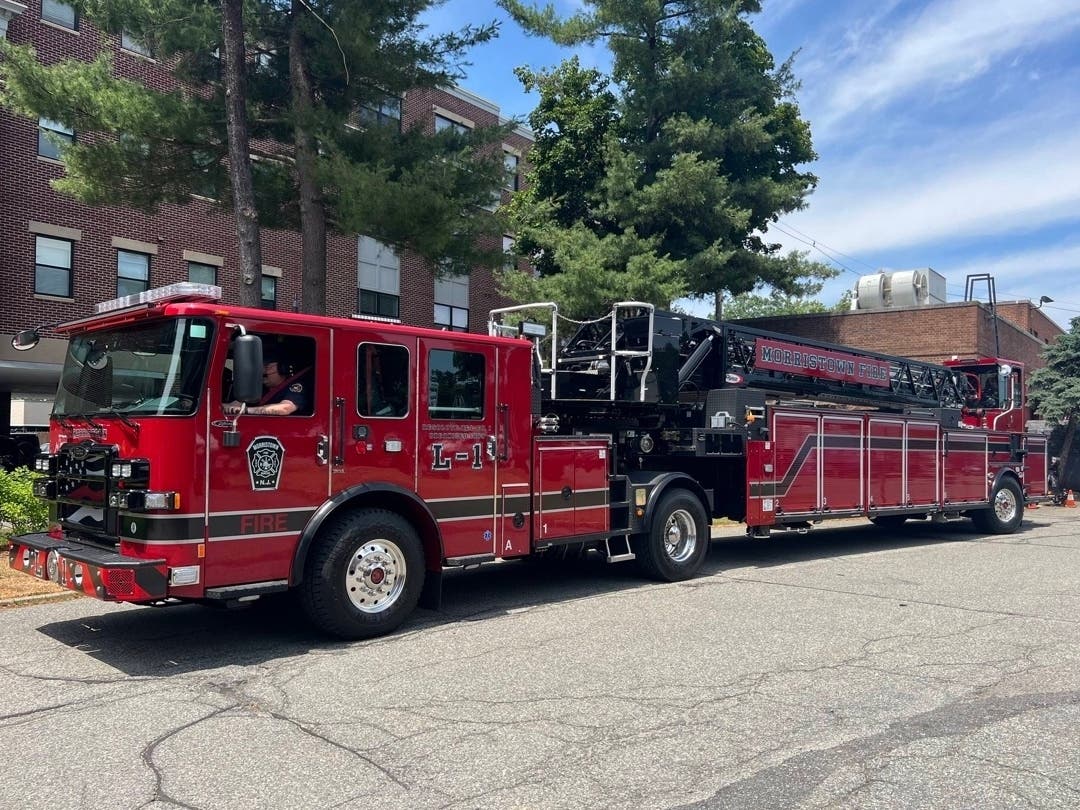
[8,533,168,602]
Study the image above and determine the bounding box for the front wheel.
[971,477,1024,534]
[633,490,710,582]
[300,509,425,640]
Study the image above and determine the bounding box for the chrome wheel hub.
[664,509,698,563]
[993,487,1018,523]
[346,540,406,613]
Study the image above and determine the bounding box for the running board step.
[604,535,635,563]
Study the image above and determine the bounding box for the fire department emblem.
[247,436,285,491]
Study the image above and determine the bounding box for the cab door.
[416,338,498,561]
[205,325,332,587]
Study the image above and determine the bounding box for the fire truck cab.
[10,284,624,638]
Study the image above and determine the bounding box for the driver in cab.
[224,352,309,416]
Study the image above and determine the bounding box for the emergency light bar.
[93,283,222,315]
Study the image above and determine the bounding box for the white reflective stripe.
[207,532,297,542]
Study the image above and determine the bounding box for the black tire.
[869,515,909,529]
[300,509,425,640]
[971,477,1024,534]
[633,489,710,582]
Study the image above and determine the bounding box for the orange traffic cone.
[1067,490,1077,509]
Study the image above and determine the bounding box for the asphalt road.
[2,509,1079,810]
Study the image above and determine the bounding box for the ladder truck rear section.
[490,300,1047,546]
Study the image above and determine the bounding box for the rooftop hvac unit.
[854,272,891,310]
[890,269,930,307]
[926,268,946,304]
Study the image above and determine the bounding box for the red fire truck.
[7,284,1047,638]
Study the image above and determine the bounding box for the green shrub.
[0,468,49,539]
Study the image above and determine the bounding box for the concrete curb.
[0,591,80,609]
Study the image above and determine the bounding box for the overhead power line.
[776,220,878,273]
[769,223,861,277]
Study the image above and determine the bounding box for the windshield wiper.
[70,412,104,429]
[104,409,140,433]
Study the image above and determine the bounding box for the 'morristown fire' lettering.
[755,338,891,387]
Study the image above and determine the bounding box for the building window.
[358,235,400,319]
[261,274,277,309]
[253,48,274,72]
[38,117,74,160]
[35,236,73,297]
[358,96,401,130]
[117,249,150,296]
[504,151,520,191]
[41,0,78,30]
[502,235,516,272]
[187,261,217,286]
[434,271,469,332]
[435,114,470,135]
[428,349,484,420]
[121,31,152,57]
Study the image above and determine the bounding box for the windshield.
[54,318,214,417]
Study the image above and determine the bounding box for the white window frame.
[35,235,74,298]
[358,236,401,318]
[503,150,520,191]
[434,271,470,332]
[38,117,73,160]
[121,30,152,57]
[41,0,78,30]
[116,249,151,296]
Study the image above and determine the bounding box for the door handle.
[498,403,509,461]
[333,397,345,464]
[316,434,329,465]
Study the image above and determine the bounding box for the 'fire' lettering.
[239,513,288,534]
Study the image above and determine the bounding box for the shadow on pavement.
[31,516,1043,676]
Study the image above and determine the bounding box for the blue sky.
[421,0,1080,330]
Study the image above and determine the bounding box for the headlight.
[110,490,179,511]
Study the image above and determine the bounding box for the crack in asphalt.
[138,704,235,810]
[678,690,1080,809]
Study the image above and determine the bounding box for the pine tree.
[1,0,511,314]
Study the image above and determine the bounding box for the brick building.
[734,299,1062,376]
[0,0,532,430]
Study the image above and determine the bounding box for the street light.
[1035,295,1054,309]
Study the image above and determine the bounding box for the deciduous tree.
[498,0,817,319]
[1028,317,1080,486]
[720,254,840,320]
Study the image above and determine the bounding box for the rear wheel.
[634,490,709,581]
[300,509,424,640]
[971,477,1024,534]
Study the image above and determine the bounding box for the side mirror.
[11,329,41,351]
[232,334,264,403]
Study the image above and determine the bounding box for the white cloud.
[808,0,1080,133]
[947,243,1080,289]
[783,128,1080,257]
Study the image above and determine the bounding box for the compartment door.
[821,416,863,514]
[906,422,940,507]
[868,419,905,509]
